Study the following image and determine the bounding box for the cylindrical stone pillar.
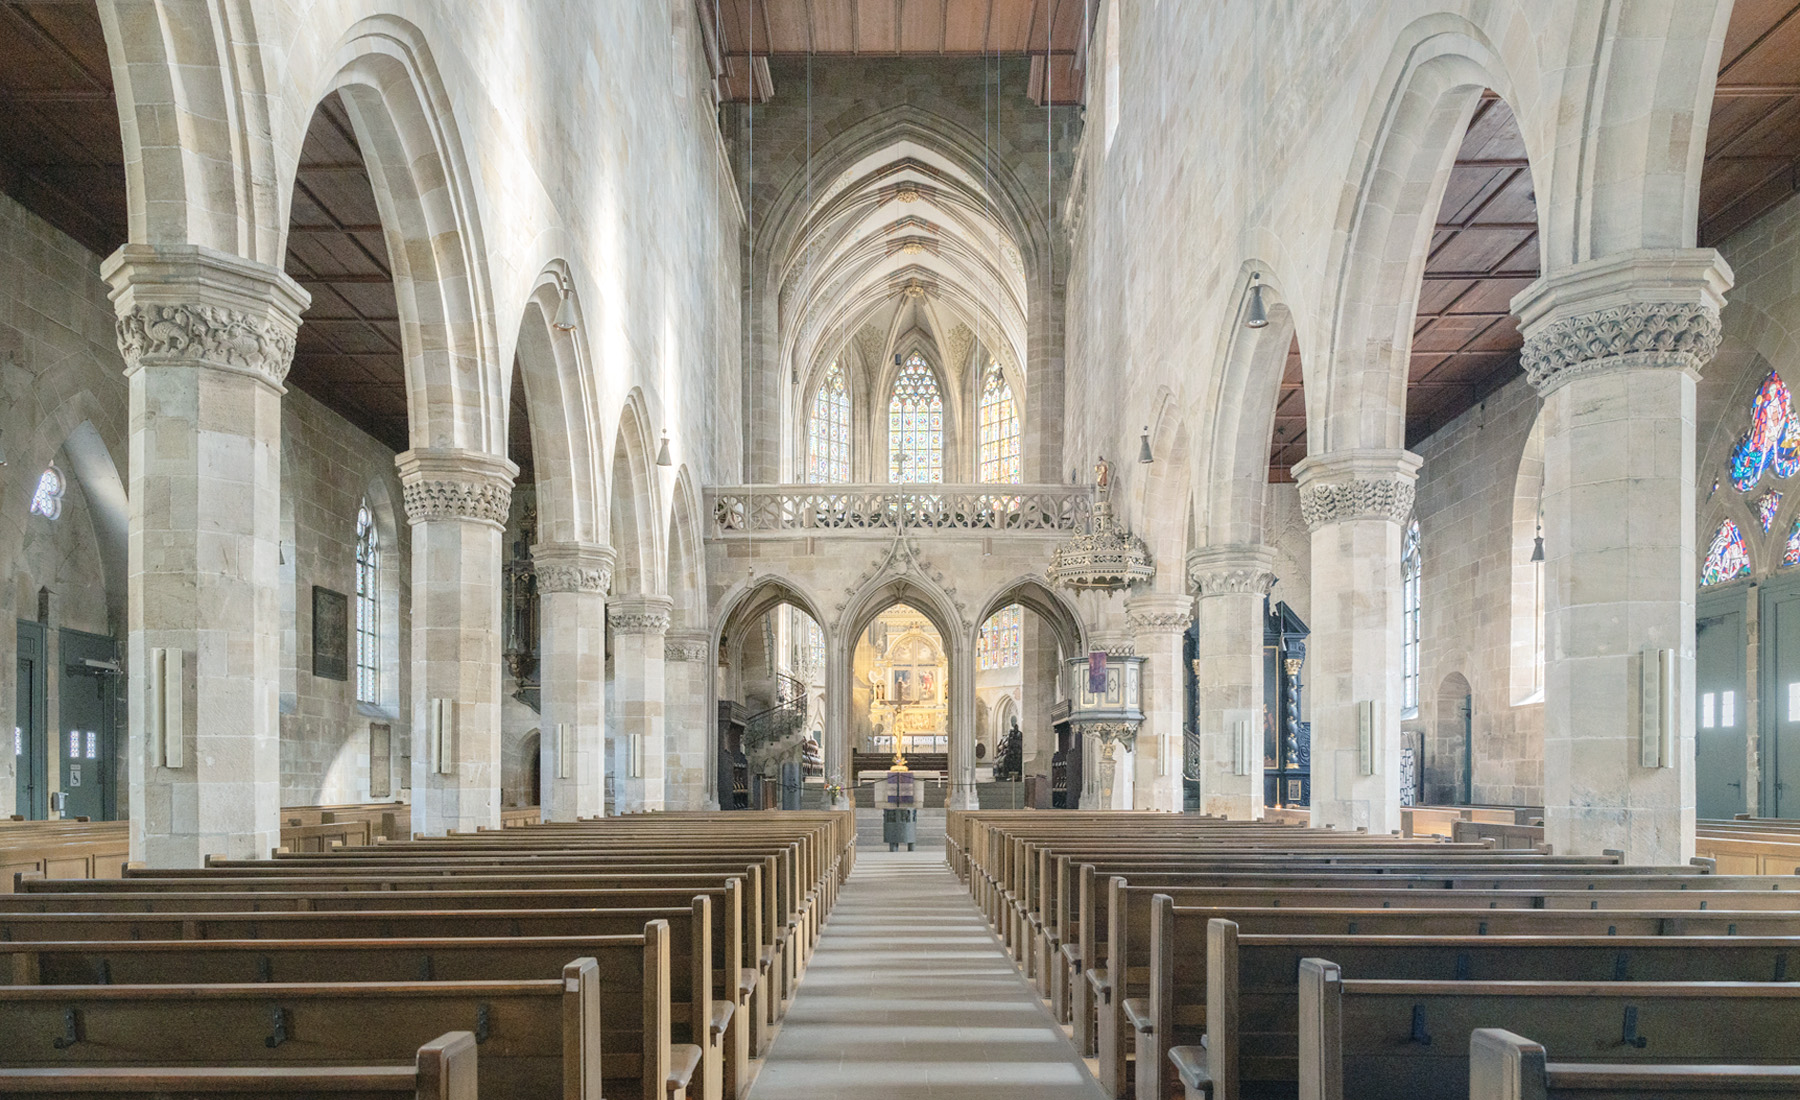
[397,448,517,836]
[533,542,614,821]
[1515,249,1731,862]
[609,595,672,812]
[1127,593,1196,812]
[103,244,308,867]
[1293,449,1421,835]
[1188,545,1278,819]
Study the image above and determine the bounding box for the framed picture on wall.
[313,586,349,681]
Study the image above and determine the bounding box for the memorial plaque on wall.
[312,586,349,681]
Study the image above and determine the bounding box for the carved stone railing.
[707,484,1093,536]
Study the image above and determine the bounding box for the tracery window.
[888,353,944,483]
[29,465,63,520]
[806,362,850,483]
[1758,490,1785,533]
[1702,519,1752,586]
[979,605,1022,670]
[977,365,1021,485]
[1401,518,1422,714]
[355,500,380,704]
[1731,371,1800,492]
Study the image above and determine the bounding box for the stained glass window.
[888,353,944,483]
[1401,519,1422,714]
[1787,520,1800,567]
[1702,519,1752,586]
[30,465,63,520]
[977,365,1022,484]
[1758,489,1784,533]
[806,362,850,483]
[1731,372,1800,491]
[979,605,1022,670]
[355,501,380,703]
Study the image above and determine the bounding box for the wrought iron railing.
[707,483,1092,536]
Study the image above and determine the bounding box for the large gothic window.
[979,605,1022,670]
[355,500,380,704]
[888,353,944,483]
[806,361,850,483]
[1401,518,1422,714]
[977,365,1021,484]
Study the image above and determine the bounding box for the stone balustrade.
[706,483,1092,536]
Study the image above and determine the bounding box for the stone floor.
[749,846,1105,1100]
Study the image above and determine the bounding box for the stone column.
[398,448,516,836]
[948,628,979,811]
[1292,450,1421,834]
[1127,593,1195,812]
[1018,619,1060,780]
[103,244,308,867]
[1514,249,1731,862]
[1188,545,1278,819]
[609,595,672,812]
[533,542,614,821]
[663,631,715,810]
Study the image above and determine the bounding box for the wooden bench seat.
[1470,1028,1800,1099]
[1296,961,1800,1100]
[1157,916,1800,1100]
[0,1029,475,1100]
[0,960,607,1100]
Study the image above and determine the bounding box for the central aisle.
[750,846,1106,1100]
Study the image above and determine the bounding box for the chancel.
[4,2,1800,1098]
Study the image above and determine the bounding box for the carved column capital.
[1292,449,1422,532]
[1513,248,1733,395]
[395,448,518,527]
[664,631,711,663]
[1186,544,1279,597]
[101,243,310,390]
[608,594,673,636]
[1125,593,1195,636]
[532,542,615,594]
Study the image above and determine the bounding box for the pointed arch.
[609,391,663,596]
[309,15,503,455]
[513,262,605,545]
[972,577,1085,659]
[666,466,706,632]
[1316,17,1539,454]
[1200,264,1301,546]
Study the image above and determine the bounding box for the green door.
[57,629,118,821]
[14,622,46,819]
[1696,590,1748,819]
[1760,578,1800,817]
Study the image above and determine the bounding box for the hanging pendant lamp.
[1245,273,1269,329]
[552,289,577,332]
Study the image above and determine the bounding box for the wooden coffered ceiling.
[699,0,1088,102]
[1270,97,1539,482]
[1701,0,1800,245]
[281,93,411,455]
[0,1,126,257]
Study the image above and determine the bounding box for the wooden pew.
[1160,916,1800,1100]
[1469,1028,1800,1099]
[0,957,608,1100]
[0,892,742,1100]
[0,1029,477,1100]
[1089,872,1800,1095]
[1295,958,1800,1100]
[0,823,129,892]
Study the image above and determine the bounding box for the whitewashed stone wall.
[277,389,412,808]
[1411,377,1546,807]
